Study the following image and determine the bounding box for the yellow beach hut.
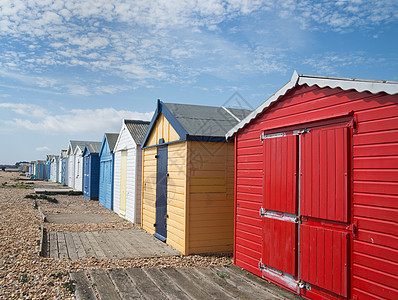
[141,100,250,255]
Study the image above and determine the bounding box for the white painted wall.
[58,158,62,183]
[74,147,83,191]
[68,155,75,188]
[113,125,141,224]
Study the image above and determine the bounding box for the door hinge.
[293,128,311,135]
[346,219,358,239]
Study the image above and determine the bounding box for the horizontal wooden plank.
[353,274,398,299]
[190,185,227,193]
[354,143,398,157]
[354,251,398,277]
[190,178,226,186]
[354,156,398,169]
[354,181,398,195]
[354,192,398,209]
[357,228,397,249]
[237,192,262,202]
[358,116,398,134]
[354,129,398,146]
[354,204,397,223]
[354,240,398,263]
[189,206,233,215]
[236,229,262,245]
[190,193,233,201]
[357,216,398,236]
[236,154,263,163]
[189,231,233,242]
[354,169,398,182]
[190,200,232,209]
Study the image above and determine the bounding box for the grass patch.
[20,274,29,283]
[24,193,58,203]
[62,280,76,293]
[216,272,230,279]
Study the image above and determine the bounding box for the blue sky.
[0,0,397,164]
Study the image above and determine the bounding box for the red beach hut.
[226,71,398,300]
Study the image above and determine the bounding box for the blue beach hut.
[82,142,102,200]
[98,133,118,210]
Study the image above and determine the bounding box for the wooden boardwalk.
[71,265,302,300]
[46,229,180,259]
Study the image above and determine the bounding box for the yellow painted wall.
[186,142,235,254]
[141,147,157,234]
[166,142,187,254]
[146,114,180,147]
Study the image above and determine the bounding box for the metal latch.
[260,132,286,142]
[259,207,266,217]
[346,220,358,239]
[298,280,311,291]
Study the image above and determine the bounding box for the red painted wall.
[234,84,398,299]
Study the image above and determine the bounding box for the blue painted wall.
[99,136,114,210]
[83,150,100,200]
[61,158,67,185]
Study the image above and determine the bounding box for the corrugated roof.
[104,133,119,152]
[85,142,102,154]
[164,103,251,137]
[125,120,150,145]
[226,71,398,138]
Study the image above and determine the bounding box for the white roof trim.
[226,71,398,138]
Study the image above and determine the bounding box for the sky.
[0,0,397,164]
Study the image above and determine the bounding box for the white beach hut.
[113,119,150,223]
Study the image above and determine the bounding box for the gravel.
[0,171,233,299]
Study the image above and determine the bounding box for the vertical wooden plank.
[320,130,327,220]
[327,129,336,222]
[281,138,287,212]
[269,138,276,210]
[317,227,325,288]
[335,128,344,222]
[324,228,333,292]
[312,131,320,218]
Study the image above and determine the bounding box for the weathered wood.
[107,269,143,300]
[48,231,58,258]
[161,268,212,299]
[71,231,87,259]
[112,230,140,258]
[89,269,122,300]
[194,267,255,300]
[103,231,131,258]
[185,268,235,300]
[70,271,97,300]
[100,231,125,259]
[63,232,78,260]
[125,268,166,300]
[84,231,107,259]
[212,266,277,299]
[77,231,97,259]
[91,231,116,259]
[57,231,69,259]
[144,269,190,300]
[226,265,303,300]
[38,225,45,257]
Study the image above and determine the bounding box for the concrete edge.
[38,206,47,222]
[39,224,46,257]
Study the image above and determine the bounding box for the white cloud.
[4,106,154,135]
[36,146,50,152]
[0,102,48,118]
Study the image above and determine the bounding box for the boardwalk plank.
[107,269,143,300]
[85,231,107,259]
[91,231,116,259]
[57,232,69,259]
[145,269,191,300]
[212,266,278,299]
[48,232,58,258]
[113,230,140,258]
[89,269,121,300]
[70,271,97,300]
[64,232,78,260]
[71,232,87,259]
[78,232,97,259]
[125,268,167,300]
[162,268,212,299]
[194,267,256,300]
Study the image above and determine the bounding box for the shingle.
[125,120,150,145]
[163,103,251,137]
[104,133,119,152]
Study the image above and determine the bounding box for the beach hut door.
[83,157,90,197]
[120,150,127,215]
[155,146,168,242]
